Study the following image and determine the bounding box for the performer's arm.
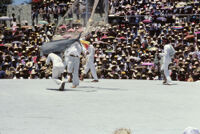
[81,45,87,57]
[170,46,176,58]
[163,45,168,57]
[159,53,165,57]
[46,54,51,65]
[64,49,69,57]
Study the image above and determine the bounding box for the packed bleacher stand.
[0,0,199,81]
[31,0,80,25]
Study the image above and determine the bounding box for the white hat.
[183,127,200,134]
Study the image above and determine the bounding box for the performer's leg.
[90,63,98,81]
[52,67,65,91]
[64,56,72,82]
[68,73,73,82]
[84,62,90,74]
[64,57,69,68]
[67,56,73,82]
[72,57,80,88]
[164,63,172,84]
[161,70,167,84]
[52,68,63,85]
[59,66,65,90]
[67,57,73,73]
[80,62,90,81]
[161,64,166,84]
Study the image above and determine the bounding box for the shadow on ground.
[78,86,126,91]
[46,88,97,92]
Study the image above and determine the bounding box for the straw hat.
[31,69,37,75]
[121,71,126,75]
[4,62,9,66]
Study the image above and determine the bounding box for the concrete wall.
[7,4,32,25]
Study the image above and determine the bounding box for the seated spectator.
[183,127,200,134]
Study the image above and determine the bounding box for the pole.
[86,0,88,26]
[104,0,109,23]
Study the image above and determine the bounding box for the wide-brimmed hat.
[31,69,37,75]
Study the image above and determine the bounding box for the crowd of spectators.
[0,22,56,79]
[0,0,200,82]
[83,21,200,81]
[83,0,200,81]
[109,0,200,19]
[108,0,200,26]
[31,0,79,25]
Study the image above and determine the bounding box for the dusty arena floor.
[0,79,200,134]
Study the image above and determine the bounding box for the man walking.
[80,41,98,82]
[46,53,65,91]
[160,38,176,85]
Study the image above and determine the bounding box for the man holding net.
[65,41,84,88]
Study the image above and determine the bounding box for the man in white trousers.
[160,40,176,85]
[46,53,65,91]
[183,127,200,134]
[65,41,84,88]
[80,43,98,82]
[64,49,72,82]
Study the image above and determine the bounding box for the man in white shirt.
[65,41,84,88]
[183,127,200,134]
[160,42,176,85]
[80,44,98,82]
[46,53,65,91]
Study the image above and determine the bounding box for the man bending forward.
[46,53,65,91]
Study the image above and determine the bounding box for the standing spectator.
[0,65,6,79]
[32,8,39,25]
